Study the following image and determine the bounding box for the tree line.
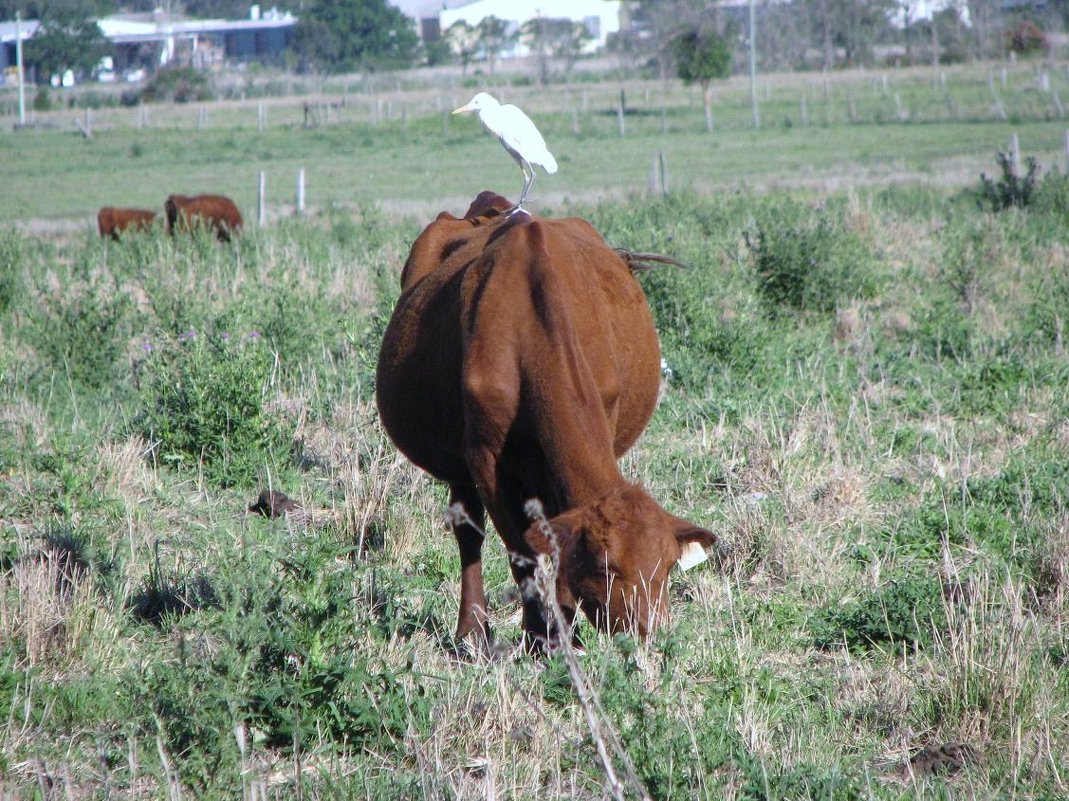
[4,0,1065,87]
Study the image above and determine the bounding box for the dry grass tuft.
[0,534,98,667]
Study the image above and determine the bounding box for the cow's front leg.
[448,484,491,651]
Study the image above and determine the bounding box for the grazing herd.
[97,193,242,242]
[377,191,715,652]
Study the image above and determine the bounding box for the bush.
[29,273,136,392]
[137,67,213,104]
[745,201,877,314]
[978,151,1040,211]
[136,330,290,487]
[31,87,52,112]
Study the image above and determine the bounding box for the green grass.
[1,65,1068,799]
[2,62,1069,224]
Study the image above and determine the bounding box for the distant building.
[392,0,625,55]
[1,7,296,81]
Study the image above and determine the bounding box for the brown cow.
[165,194,243,242]
[97,207,157,240]
[376,192,715,651]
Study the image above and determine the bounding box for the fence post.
[258,102,265,132]
[800,93,808,126]
[617,89,626,136]
[296,167,305,215]
[659,150,668,195]
[1009,132,1020,176]
[258,171,266,226]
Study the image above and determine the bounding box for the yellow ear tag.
[677,541,708,572]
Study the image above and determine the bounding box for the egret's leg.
[517,162,535,206]
[506,161,535,216]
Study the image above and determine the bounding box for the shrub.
[29,274,136,392]
[745,201,877,314]
[136,330,290,487]
[31,87,52,112]
[137,67,213,104]
[978,151,1040,211]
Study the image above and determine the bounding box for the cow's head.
[523,483,715,639]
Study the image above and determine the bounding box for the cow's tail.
[614,249,690,273]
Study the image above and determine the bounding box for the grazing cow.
[376,191,715,651]
[97,207,157,240]
[165,194,243,242]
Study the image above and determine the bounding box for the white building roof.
[439,0,622,50]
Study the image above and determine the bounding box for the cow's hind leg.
[449,484,491,651]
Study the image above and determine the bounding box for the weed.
[811,575,947,652]
[745,199,878,314]
[978,151,1040,211]
[135,330,291,487]
[28,272,137,393]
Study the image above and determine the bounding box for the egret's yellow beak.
[452,102,474,115]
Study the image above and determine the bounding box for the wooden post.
[617,89,625,136]
[1009,132,1020,176]
[258,171,266,226]
[1053,91,1065,119]
[571,107,579,135]
[258,102,265,131]
[847,93,856,122]
[1065,129,1069,173]
[649,152,659,194]
[296,167,305,215]
[658,150,668,195]
[800,93,808,125]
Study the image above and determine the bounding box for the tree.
[673,29,731,132]
[0,0,113,19]
[289,0,418,74]
[521,17,591,85]
[476,16,513,75]
[444,20,479,75]
[23,5,111,84]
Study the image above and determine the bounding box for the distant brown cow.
[165,194,243,242]
[97,207,157,239]
[376,192,715,651]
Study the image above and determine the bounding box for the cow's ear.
[672,519,716,572]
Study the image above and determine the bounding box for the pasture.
[1,62,1069,799]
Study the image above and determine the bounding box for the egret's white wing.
[495,104,556,173]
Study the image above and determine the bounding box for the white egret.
[452,92,557,213]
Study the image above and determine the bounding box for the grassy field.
[2,62,1069,225]
[2,62,1069,799]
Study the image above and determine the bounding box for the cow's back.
[376,211,660,490]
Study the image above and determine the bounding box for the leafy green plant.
[0,229,24,317]
[811,576,947,652]
[28,273,136,392]
[136,330,290,487]
[745,202,877,314]
[138,67,213,104]
[978,151,1040,211]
